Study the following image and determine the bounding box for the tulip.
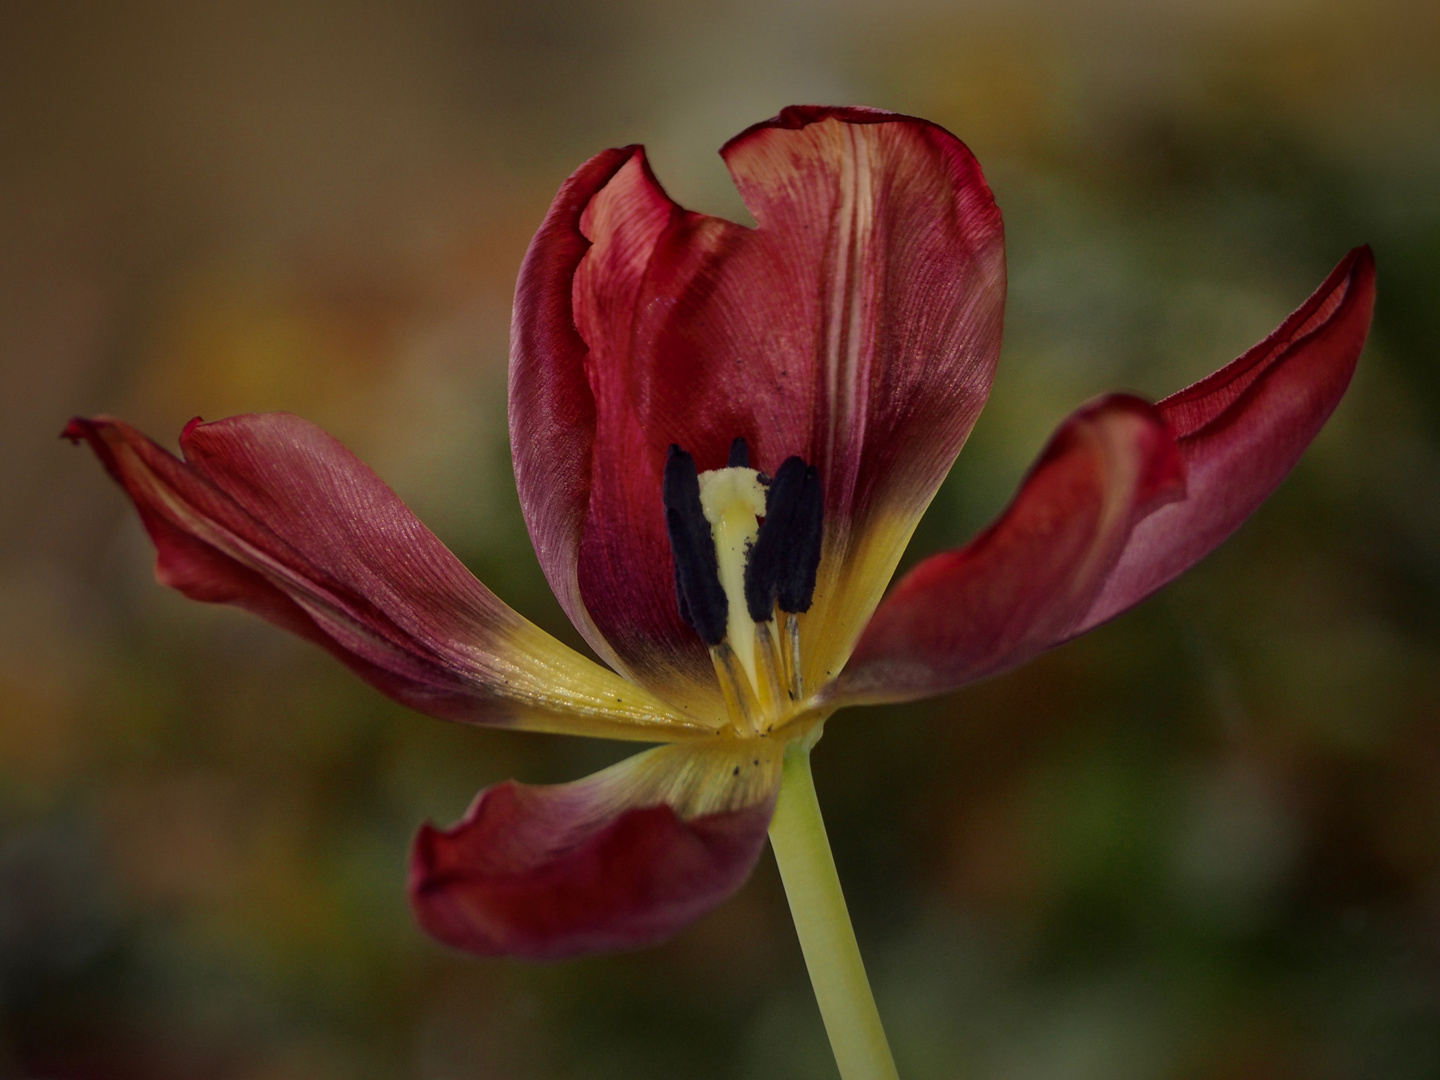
[68,106,1374,1079]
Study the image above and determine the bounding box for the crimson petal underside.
[509,106,1006,720]
[409,738,784,959]
[822,396,1185,704]
[1073,246,1376,633]
[66,413,702,741]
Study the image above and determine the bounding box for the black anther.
[744,455,824,621]
[777,463,823,614]
[663,445,729,646]
[728,437,750,468]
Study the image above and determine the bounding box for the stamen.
[744,456,824,620]
[744,456,800,622]
[776,462,823,615]
[785,611,804,700]
[728,437,750,468]
[710,642,762,736]
[753,619,788,720]
[663,446,728,647]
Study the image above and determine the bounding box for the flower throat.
[663,438,822,736]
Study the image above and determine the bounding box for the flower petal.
[509,146,651,691]
[408,737,784,959]
[510,106,1006,719]
[821,396,1185,704]
[66,413,710,741]
[1073,246,1376,633]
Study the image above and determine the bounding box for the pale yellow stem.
[769,740,899,1080]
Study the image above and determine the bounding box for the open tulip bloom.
[69,106,1374,1078]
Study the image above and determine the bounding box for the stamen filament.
[753,619,788,728]
[785,612,804,701]
[710,643,763,736]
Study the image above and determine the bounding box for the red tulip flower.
[68,106,1373,1078]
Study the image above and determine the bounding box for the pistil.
[697,464,767,691]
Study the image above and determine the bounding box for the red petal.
[823,396,1185,704]
[509,146,645,684]
[1073,247,1376,633]
[408,740,782,959]
[65,413,701,740]
[509,107,1006,716]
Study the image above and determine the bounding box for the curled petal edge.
[1074,246,1376,632]
[66,413,703,742]
[820,247,1374,707]
[408,739,784,959]
[509,146,642,681]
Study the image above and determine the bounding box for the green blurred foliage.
[2,1,1438,1077]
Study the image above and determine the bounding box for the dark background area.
[2,1,1438,1076]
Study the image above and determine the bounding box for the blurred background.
[2,0,1438,1076]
